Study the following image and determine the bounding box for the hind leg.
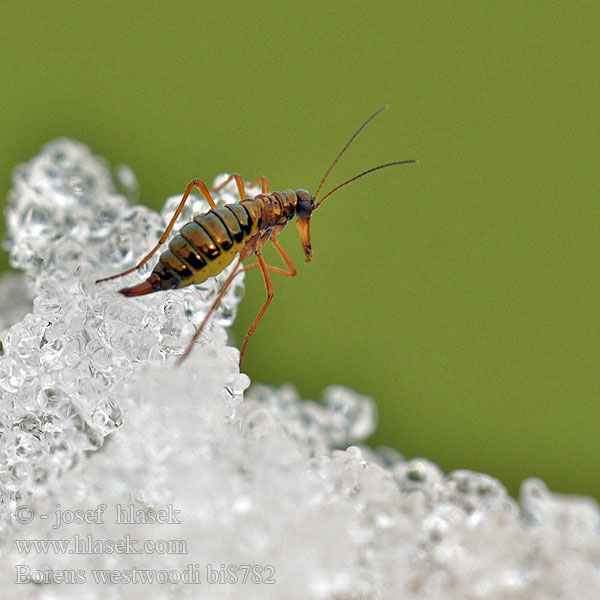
[176,256,244,365]
[96,179,217,284]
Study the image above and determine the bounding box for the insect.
[96,107,415,365]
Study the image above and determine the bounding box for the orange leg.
[212,174,270,200]
[239,252,274,366]
[96,179,218,284]
[178,238,294,366]
[176,256,244,365]
[235,238,297,280]
[270,238,296,275]
[250,176,270,194]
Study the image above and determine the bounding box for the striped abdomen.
[159,205,252,288]
[119,192,298,298]
[121,205,253,296]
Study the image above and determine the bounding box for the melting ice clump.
[0,140,598,599]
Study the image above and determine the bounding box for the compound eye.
[296,199,311,219]
[295,190,314,219]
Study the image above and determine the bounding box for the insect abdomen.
[120,206,252,297]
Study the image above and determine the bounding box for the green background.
[1,2,598,499]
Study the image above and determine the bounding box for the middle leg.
[213,174,270,200]
[239,252,274,365]
[234,237,297,281]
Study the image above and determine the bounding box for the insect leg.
[176,256,244,365]
[212,174,247,201]
[96,179,217,284]
[213,174,270,199]
[237,263,288,277]
[235,238,296,279]
[249,176,270,194]
[270,238,296,275]
[239,252,274,365]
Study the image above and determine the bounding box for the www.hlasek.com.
[15,564,276,585]
[15,534,187,556]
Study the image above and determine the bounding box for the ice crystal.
[0,140,598,599]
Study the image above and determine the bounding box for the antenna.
[313,106,388,205]
[315,160,416,208]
